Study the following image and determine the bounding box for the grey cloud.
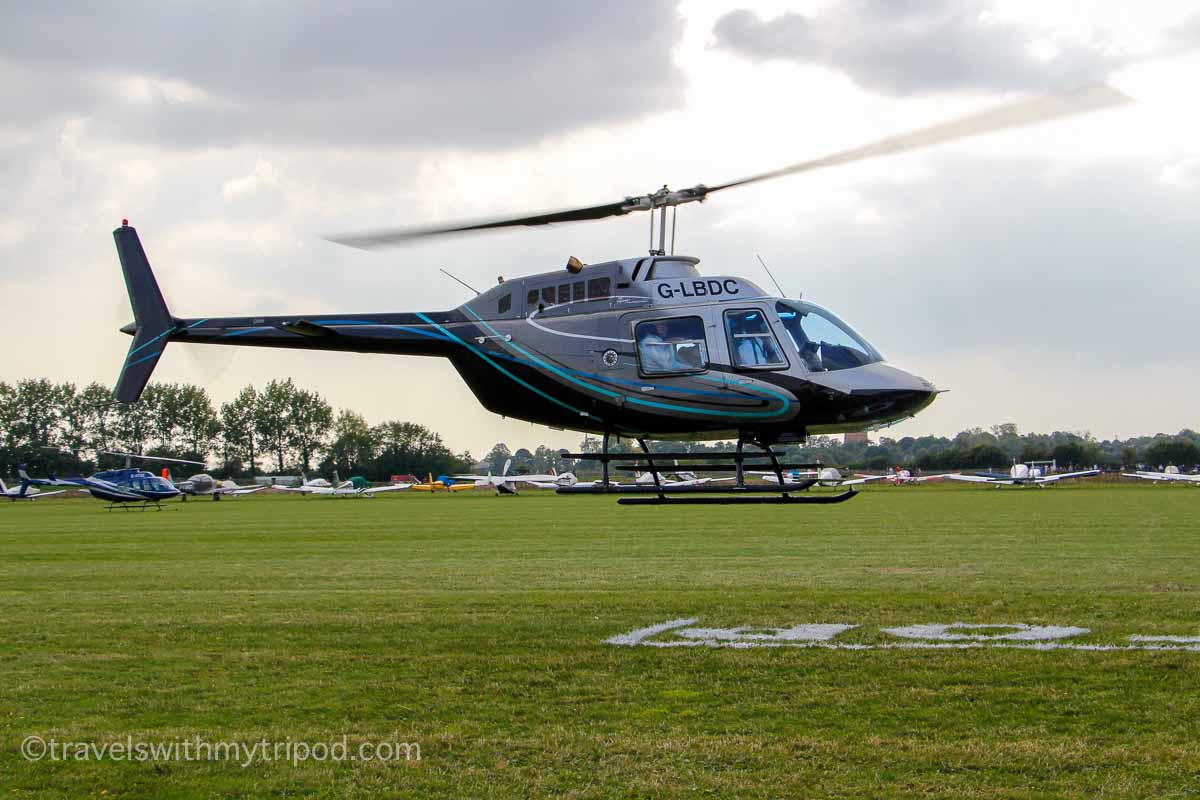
[712,1,1122,95]
[0,1,685,147]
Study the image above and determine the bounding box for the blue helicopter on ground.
[19,452,204,511]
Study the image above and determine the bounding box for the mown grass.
[1,484,1197,798]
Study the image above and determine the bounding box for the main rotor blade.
[707,84,1131,193]
[324,84,1131,251]
[325,199,632,250]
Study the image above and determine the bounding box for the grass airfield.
[1,483,1198,798]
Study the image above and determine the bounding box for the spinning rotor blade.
[325,200,632,250]
[707,84,1131,192]
[325,84,1130,251]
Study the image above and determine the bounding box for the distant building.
[844,432,869,445]
[390,474,420,484]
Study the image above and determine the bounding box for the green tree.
[1144,438,1200,469]
[286,388,333,472]
[254,379,295,472]
[327,410,373,475]
[78,382,118,461]
[221,385,259,475]
[177,384,221,460]
[485,443,511,474]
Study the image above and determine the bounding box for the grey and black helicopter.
[111,86,1128,504]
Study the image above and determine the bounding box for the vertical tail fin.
[114,222,175,403]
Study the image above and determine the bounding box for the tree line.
[0,378,473,480]
[2,378,1196,479]
[580,423,1200,473]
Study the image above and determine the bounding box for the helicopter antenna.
[439,267,480,296]
[756,254,787,297]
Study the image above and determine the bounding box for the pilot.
[732,313,779,367]
[639,321,676,372]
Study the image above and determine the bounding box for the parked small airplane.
[1123,466,1200,485]
[883,469,951,485]
[276,473,333,492]
[278,471,409,497]
[1,476,66,501]
[945,463,1100,487]
[452,459,578,495]
[411,473,475,493]
[635,470,736,488]
[753,467,887,488]
[176,473,267,500]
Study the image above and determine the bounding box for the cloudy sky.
[2,0,1197,456]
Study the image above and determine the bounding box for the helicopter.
[111,86,1129,504]
[17,453,203,510]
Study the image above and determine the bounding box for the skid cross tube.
[558,435,853,505]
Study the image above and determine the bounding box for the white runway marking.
[607,619,1200,653]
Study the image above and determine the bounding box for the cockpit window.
[775,300,882,372]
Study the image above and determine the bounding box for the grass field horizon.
[2,485,1197,797]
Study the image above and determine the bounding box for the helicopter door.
[630,315,711,377]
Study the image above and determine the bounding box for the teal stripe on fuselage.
[415,313,598,421]
[463,304,792,419]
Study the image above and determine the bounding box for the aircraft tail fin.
[114,222,176,403]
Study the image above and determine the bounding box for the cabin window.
[542,286,557,305]
[635,316,709,375]
[498,293,511,315]
[725,309,786,370]
[526,289,538,308]
[558,283,572,304]
[572,281,585,302]
[775,300,882,372]
[587,277,611,299]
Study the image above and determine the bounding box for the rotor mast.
[635,184,707,255]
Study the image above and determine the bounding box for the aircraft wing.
[1035,469,1100,484]
[944,474,1008,484]
[911,474,951,482]
[361,484,411,494]
[838,475,888,486]
[1125,471,1200,483]
[224,485,267,496]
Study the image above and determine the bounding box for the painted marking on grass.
[608,620,1200,652]
[606,618,697,646]
[881,623,1090,642]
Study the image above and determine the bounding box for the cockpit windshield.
[775,300,883,372]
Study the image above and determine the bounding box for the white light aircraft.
[177,473,267,500]
[753,467,888,488]
[1123,466,1200,485]
[945,464,1099,487]
[452,459,578,494]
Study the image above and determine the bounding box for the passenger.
[639,321,676,372]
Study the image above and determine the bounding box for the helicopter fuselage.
[124,244,937,443]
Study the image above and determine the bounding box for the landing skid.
[617,490,856,506]
[106,500,166,511]
[559,432,855,507]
